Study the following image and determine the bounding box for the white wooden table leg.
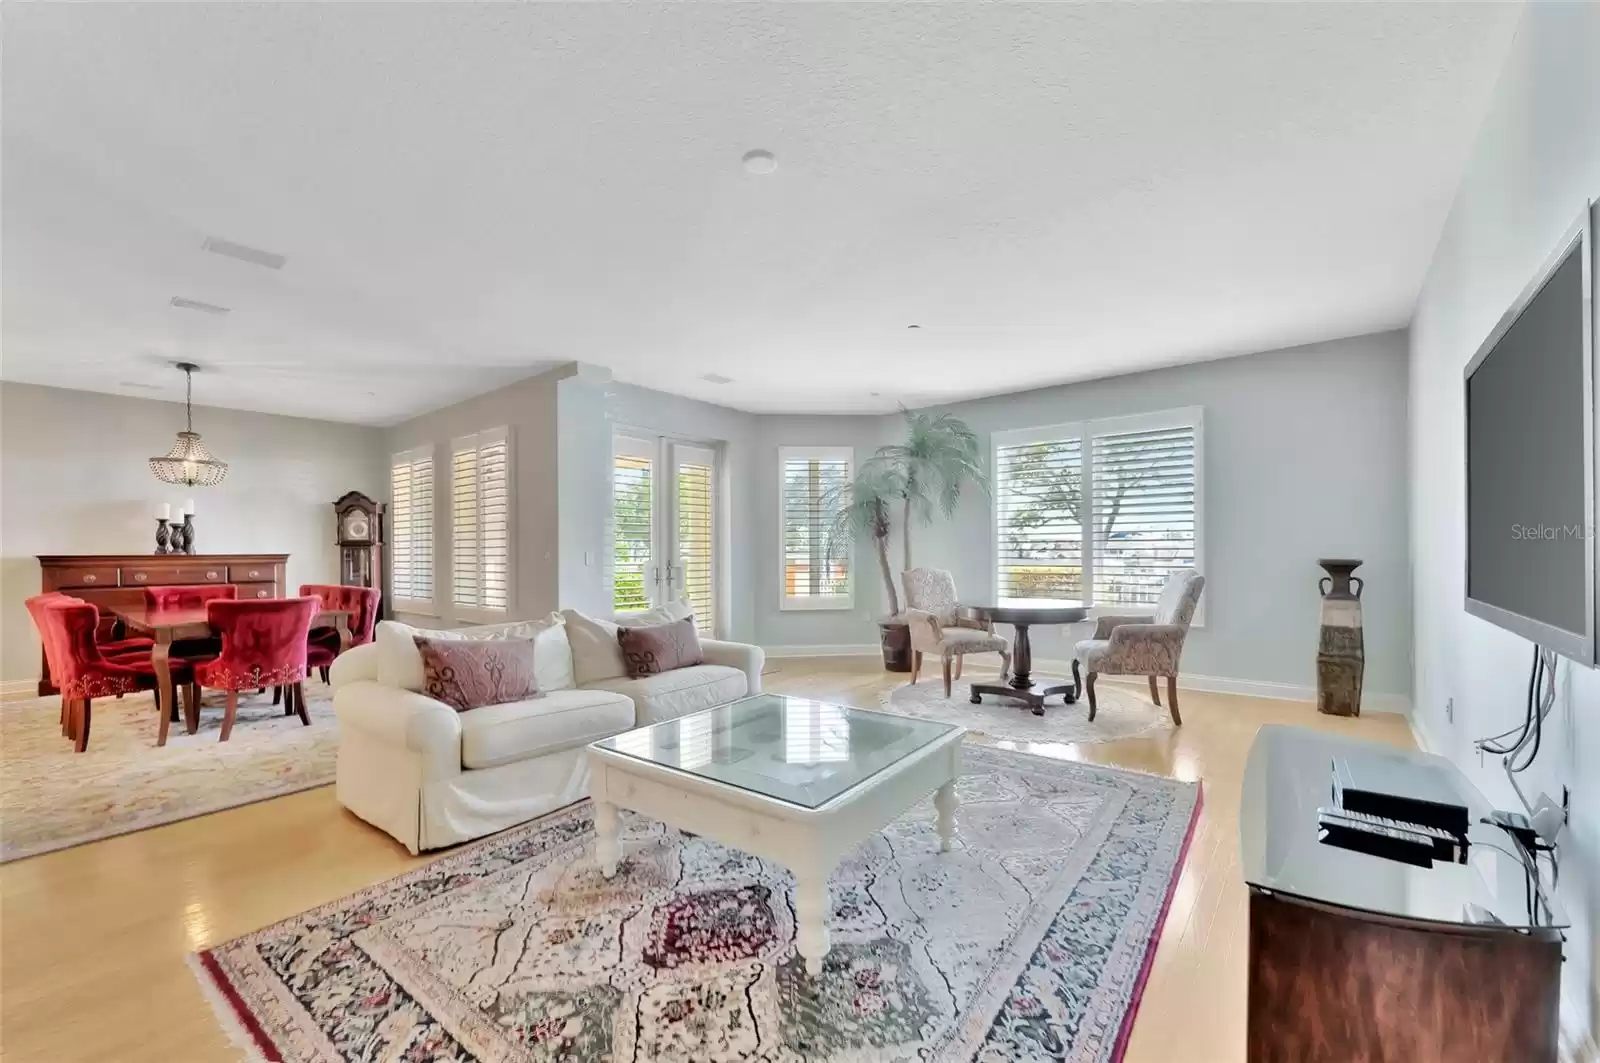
[793,872,831,976]
[594,800,620,878]
[935,779,959,852]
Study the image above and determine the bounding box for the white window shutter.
[451,428,510,612]
[994,436,1085,601]
[389,448,434,605]
[612,452,654,614]
[676,457,716,635]
[1089,422,1198,609]
[779,447,853,609]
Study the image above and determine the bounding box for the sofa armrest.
[700,639,765,695]
[328,641,380,690]
[333,680,462,780]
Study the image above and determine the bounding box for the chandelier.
[149,362,229,487]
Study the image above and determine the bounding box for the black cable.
[1478,645,1539,755]
[1512,648,1551,774]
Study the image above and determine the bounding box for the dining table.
[963,597,1089,715]
[104,601,353,745]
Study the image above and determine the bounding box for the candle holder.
[154,518,172,554]
[169,519,187,554]
[180,513,197,555]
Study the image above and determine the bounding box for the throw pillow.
[413,635,539,712]
[618,615,705,678]
[561,600,694,686]
[376,614,572,692]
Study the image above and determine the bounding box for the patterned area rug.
[0,683,338,863]
[880,677,1172,746]
[196,746,1200,1062]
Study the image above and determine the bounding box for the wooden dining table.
[104,602,353,745]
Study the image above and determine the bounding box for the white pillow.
[375,614,573,693]
[561,600,694,686]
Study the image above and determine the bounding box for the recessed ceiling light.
[170,296,231,315]
[701,372,734,384]
[741,149,777,175]
[201,236,286,270]
[907,324,921,329]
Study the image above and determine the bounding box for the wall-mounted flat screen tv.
[1464,204,1596,665]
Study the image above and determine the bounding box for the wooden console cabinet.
[35,553,288,695]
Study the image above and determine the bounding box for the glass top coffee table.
[588,693,965,975]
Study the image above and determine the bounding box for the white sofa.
[330,604,763,854]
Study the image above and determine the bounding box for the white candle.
[157,503,171,520]
[183,498,196,516]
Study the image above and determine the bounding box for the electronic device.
[1317,806,1467,865]
[1463,202,1597,665]
[1317,807,1440,868]
[1332,754,1470,837]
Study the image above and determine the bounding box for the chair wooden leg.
[182,683,199,734]
[272,685,283,706]
[320,666,330,684]
[1072,659,1082,699]
[910,651,922,684]
[1166,675,1182,726]
[293,682,310,726]
[157,685,173,747]
[1085,672,1099,722]
[219,690,239,742]
[999,650,1011,681]
[73,698,92,753]
[942,657,953,698]
[1148,675,1161,705]
[953,655,964,680]
[60,697,69,737]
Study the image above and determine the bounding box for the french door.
[612,433,718,636]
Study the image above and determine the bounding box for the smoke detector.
[201,236,286,270]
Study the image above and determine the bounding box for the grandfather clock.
[332,491,384,591]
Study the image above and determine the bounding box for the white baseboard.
[1029,659,1411,715]
[762,644,880,659]
[0,678,40,702]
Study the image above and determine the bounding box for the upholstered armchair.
[194,597,319,741]
[1072,568,1204,725]
[902,567,1011,697]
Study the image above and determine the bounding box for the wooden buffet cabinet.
[35,553,288,695]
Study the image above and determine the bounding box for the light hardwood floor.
[0,659,1413,1062]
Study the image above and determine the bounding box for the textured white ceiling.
[1,3,1522,425]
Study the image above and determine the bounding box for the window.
[611,434,721,635]
[994,408,1202,613]
[451,428,510,612]
[779,446,853,610]
[389,447,435,606]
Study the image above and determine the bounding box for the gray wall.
[1408,0,1598,1042]
[0,382,386,682]
[384,365,566,627]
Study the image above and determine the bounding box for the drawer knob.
[247,569,260,578]
[206,570,220,580]
[83,574,97,584]
[256,589,269,599]
[133,573,146,582]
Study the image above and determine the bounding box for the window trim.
[449,426,513,621]
[388,444,436,613]
[991,406,1205,624]
[778,444,856,612]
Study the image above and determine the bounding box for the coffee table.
[587,693,965,975]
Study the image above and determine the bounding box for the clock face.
[343,512,370,542]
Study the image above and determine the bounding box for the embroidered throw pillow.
[617,615,705,678]
[413,635,539,712]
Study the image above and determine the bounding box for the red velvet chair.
[194,597,319,742]
[143,584,238,610]
[26,593,153,738]
[299,584,380,683]
[35,599,201,752]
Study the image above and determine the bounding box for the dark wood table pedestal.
[965,599,1088,716]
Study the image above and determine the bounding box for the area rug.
[879,676,1172,746]
[0,682,338,863]
[195,746,1200,1063]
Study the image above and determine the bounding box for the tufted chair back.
[145,584,238,611]
[203,597,319,691]
[299,584,381,646]
[901,568,961,624]
[25,592,74,678]
[1153,568,1205,628]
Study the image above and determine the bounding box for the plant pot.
[878,620,912,672]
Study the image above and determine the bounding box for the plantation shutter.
[389,447,434,605]
[995,436,1085,601]
[1089,422,1198,609]
[451,428,510,611]
[779,447,853,608]
[676,452,716,635]
[612,442,655,614]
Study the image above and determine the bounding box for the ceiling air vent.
[170,296,232,315]
[700,373,734,384]
[201,237,286,270]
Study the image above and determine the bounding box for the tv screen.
[1464,209,1595,664]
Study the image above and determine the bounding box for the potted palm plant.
[825,410,990,671]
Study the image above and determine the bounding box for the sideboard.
[35,553,289,695]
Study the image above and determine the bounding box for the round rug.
[878,675,1171,745]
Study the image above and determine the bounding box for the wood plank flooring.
[0,659,1413,1062]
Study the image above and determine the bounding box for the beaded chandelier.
[148,362,229,487]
